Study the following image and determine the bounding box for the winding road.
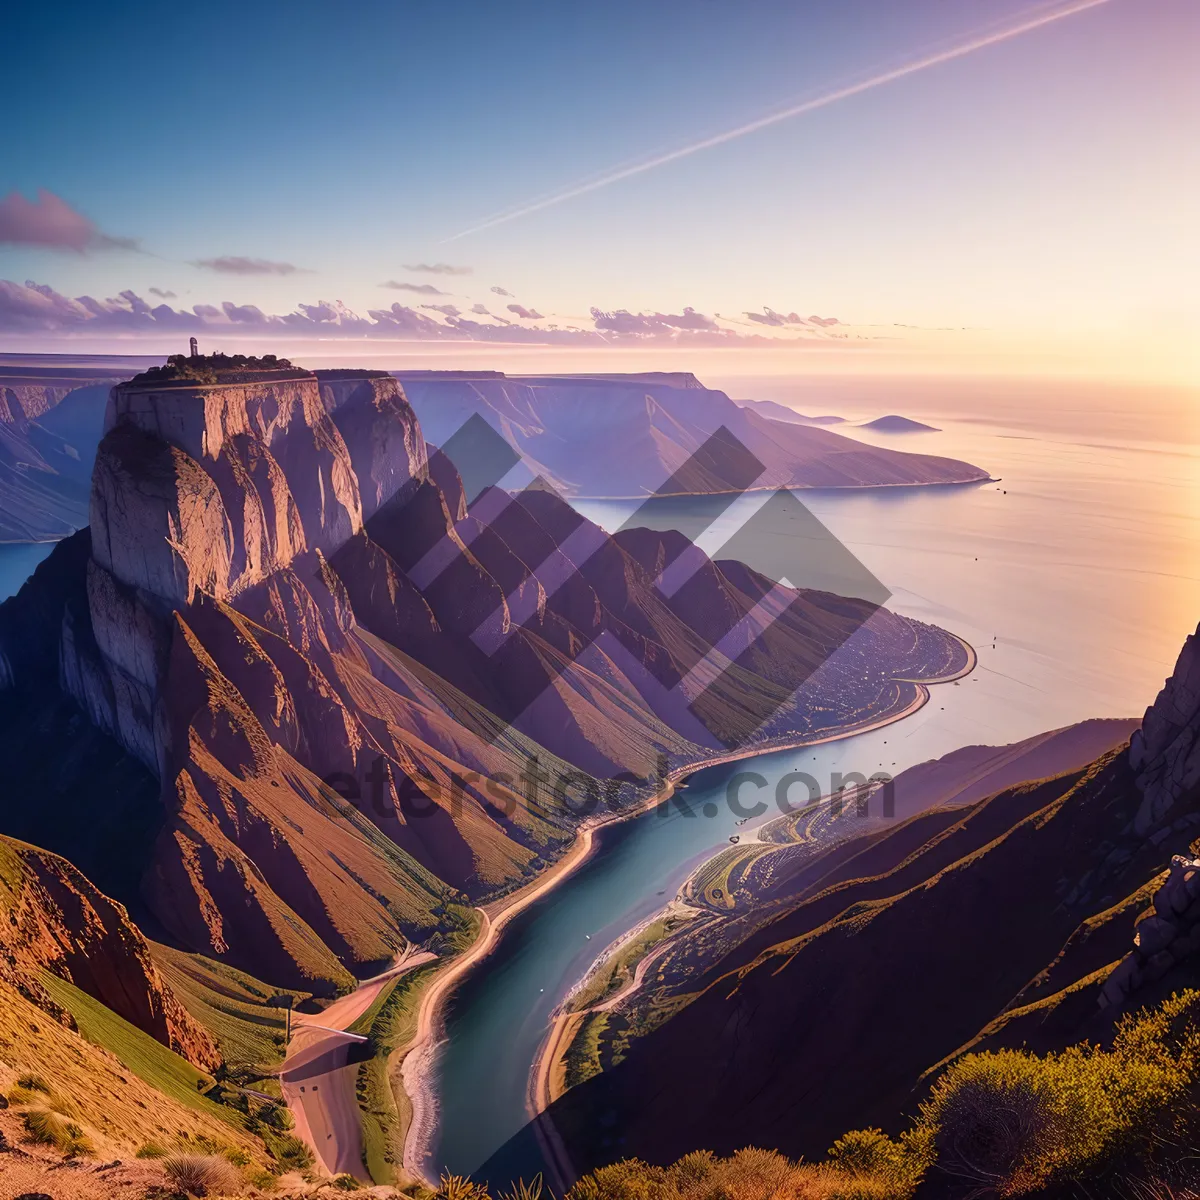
[280,946,437,1178]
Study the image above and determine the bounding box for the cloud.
[381,280,447,295]
[745,308,807,327]
[490,286,513,297]
[470,303,490,315]
[507,304,543,320]
[149,287,177,299]
[0,278,866,352]
[404,262,472,276]
[193,256,306,276]
[808,314,841,327]
[592,306,718,335]
[0,189,138,253]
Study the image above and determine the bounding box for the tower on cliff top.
[189,336,198,358]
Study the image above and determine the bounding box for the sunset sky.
[1,0,1196,379]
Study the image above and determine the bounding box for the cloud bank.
[0,278,859,350]
[0,190,138,253]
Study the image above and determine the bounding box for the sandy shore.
[400,637,976,1183]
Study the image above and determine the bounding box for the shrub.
[268,1133,314,1172]
[498,1176,544,1200]
[918,990,1200,1195]
[434,1173,492,1200]
[923,1054,1057,1193]
[138,1141,168,1159]
[163,1152,244,1196]
[223,1146,252,1166]
[16,1072,50,1092]
[332,1174,362,1191]
[248,1168,280,1191]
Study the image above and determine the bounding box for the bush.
[162,1152,245,1196]
[434,1173,492,1200]
[248,1168,280,1191]
[918,991,1200,1195]
[223,1146,252,1166]
[138,1141,168,1159]
[332,1174,362,1191]
[21,1108,95,1157]
[268,1133,314,1172]
[498,1176,544,1200]
[16,1072,50,1092]
[568,1150,905,1200]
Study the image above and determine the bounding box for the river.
[427,375,1200,1182]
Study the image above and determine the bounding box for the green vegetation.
[22,1108,96,1157]
[569,920,670,1013]
[39,971,244,1130]
[564,1012,611,1090]
[353,963,439,1183]
[162,1151,245,1197]
[129,352,303,386]
[263,1132,315,1173]
[152,942,304,1070]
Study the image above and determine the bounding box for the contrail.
[445,0,1111,242]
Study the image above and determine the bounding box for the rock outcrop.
[1130,622,1200,833]
[1100,854,1200,1008]
[0,836,219,1071]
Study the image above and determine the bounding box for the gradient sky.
[2,0,1196,377]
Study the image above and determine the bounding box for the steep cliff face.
[1131,625,1200,833]
[0,836,218,1071]
[0,362,974,995]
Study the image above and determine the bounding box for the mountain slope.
[398,372,989,497]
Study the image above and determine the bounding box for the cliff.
[398,372,988,497]
[0,362,973,999]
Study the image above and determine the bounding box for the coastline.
[398,635,976,1184]
[570,476,996,502]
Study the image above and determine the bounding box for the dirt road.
[281,947,437,1179]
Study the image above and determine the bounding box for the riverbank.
[398,637,975,1183]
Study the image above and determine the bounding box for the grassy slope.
[152,941,307,1072]
[0,977,259,1158]
[39,972,245,1131]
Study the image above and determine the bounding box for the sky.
[1,0,1196,379]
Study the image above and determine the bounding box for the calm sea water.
[430,375,1200,1181]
